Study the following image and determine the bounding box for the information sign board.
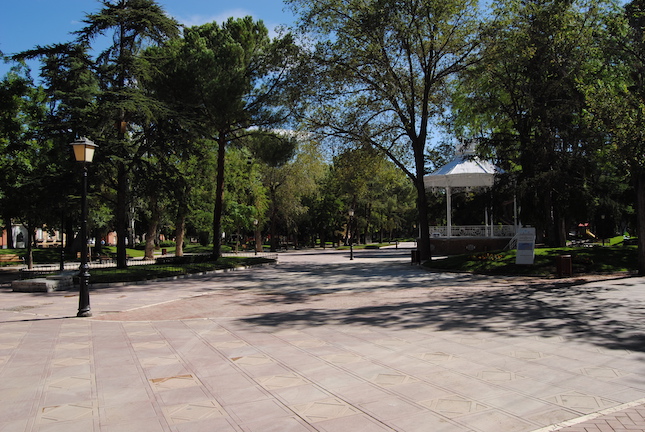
[515,227,536,265]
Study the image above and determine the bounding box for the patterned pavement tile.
[420,395,489,418]
[545,391,619,414]
[320,352,363,365]
[162,400,227,424]
[368,372,419,387]
[290,397,361,423]
[149,374,201,391]
[230,353,274,366]
[256,373,309,390]
[411,351,456,363]
[37,401,98,424]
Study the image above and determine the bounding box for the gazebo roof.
[423,146,501,189]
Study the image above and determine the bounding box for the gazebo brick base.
[430,237,511,256]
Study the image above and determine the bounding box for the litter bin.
[556,254,572,277]
[161,248,167,255]
[411,249,420,264]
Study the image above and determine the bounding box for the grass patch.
[0,248,64,266]
[426,245,638,276]
[101,244,231,257]
[89,256,274,284]
[336,243,393,250]
[0,244,234,266]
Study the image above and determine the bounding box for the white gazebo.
[423,145,516,239]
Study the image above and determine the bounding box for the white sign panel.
[515,227,536,265]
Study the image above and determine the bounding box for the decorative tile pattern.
[38,402,97,423]
[321,353,363,365]
[52,357,90,367]
[508,350,547,360]
[458,337,486,345]
[211,340,249,349]
[369,373,419,387]
[150,374,201,390]
[198,328,230,337]
[420,395,489,418]
[163,400,226,424]
[457,409,532,431]
[290,397,360,423]
[412,352,455,363]
[47,375,92,390]
[580,367,628,379]
[477,369,522,382]
[132,341,168,350]
[256,373,309,390]
[545,391,618,413]
[231,354,274,366]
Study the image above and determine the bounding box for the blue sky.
[0,0,296,77]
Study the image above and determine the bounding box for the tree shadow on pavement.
[241,276,645,352]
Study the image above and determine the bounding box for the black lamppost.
[348,209,354,260]
[253,219,259,255]
[70,137,97,318]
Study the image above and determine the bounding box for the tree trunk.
[636,170,645,276]
[93,228,103,256]
[255,225,262,253]
[4,217,14,249]
[212,133,227,260]
[25,223,34,269]
[551,202,567,247]
[269,187,279,252]
[175,211,186,257]
[144,197,159,260]
[116,162,129,268]
[413,139,432,261]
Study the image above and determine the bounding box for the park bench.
[97,255,112,264]
[0,254,22,263]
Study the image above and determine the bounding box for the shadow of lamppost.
[70,137,97,318]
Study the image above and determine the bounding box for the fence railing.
[429,225,516,238]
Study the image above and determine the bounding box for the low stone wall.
[430,237,511,256]
[12,273,74,293]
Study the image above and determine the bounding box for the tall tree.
[287,0,482,260]
[143,17,300,259]
[260,138,326,250]
[0,65,33,248]
[453,0,616,246]
[75,0,179,267]
[583,0,645,273]
[0,66,63,267]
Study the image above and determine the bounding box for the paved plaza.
[1,245,645,431]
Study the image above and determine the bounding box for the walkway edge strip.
[529,397,645,432]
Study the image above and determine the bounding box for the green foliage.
[426,245,638,275]
[89,256,274,283]
[454,0,624,246]
[287,0,483,258]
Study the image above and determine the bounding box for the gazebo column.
[446,186,452,238]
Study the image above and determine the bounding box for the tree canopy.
[286,0,483,259]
